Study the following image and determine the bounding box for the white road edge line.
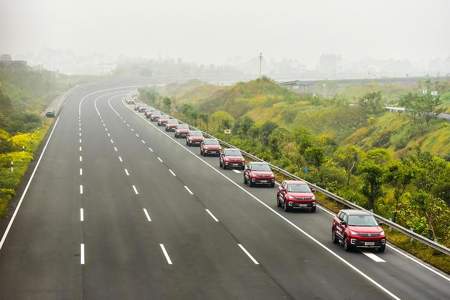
[169,169,176,176]
[80,243,85,265]
[0,117,60,250]
[121,101,404,299]
[132,185,139,195]
[80,208,84,222]
[159,243,173,265]
[205,209,219,222]
[238,244,259,265]
[143,208,152,222]
[363,252,386,263]
[184,185,194,195]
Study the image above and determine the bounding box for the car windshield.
[167,119,178,124]
[177,124,189,129]
[224,149,242,156]
[250,164,271,171]
[189,131,202,136]
[287,184,310,193]
[348,215,378,226]
[204,139,219,145]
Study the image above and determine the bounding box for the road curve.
[0,81,448,300]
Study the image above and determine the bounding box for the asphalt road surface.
[0,82,448,300]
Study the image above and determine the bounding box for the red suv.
[165,119,179,131]
[244,162,275,187]
[332,209,386,252]
[150,112,162,121]
[186,130,204,146]
[277,180,316,212]
[175,124,190,138]
[157,115,170,126]
[219,148,245,170]
[200,138,221,156]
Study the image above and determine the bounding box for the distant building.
[0,54,12,61]
[0,54,27,67]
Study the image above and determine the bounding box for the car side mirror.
[341,221,347,226]
[310,187,316,193]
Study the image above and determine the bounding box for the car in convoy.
[157,115,170,126]
[277,180,316,212]
[219,148,245,170]
[332,209,386,252]
[243,162,275,187]
[138,106,147,113]
[174,124,190,138]
[144,109,155,118]
[200,138,221,156]
[150,111,162,121]
[126,99,135,105]
[165,119,179,131]
[186,130,204,146]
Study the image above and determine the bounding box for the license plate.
[365,242,375,246]
[232,164,239,166]
[299,204,308,207]
[260,180,268,183]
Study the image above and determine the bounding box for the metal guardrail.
[138,104,450,256]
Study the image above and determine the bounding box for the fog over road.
[0,80,448,299]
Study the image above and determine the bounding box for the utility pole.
[259,52,263,78]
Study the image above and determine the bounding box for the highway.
[0,82,448,299]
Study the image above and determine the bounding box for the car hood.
[348,226,382,233]
[224,156,244,160]
[189,136,204,140]
[287,192,314,198]
[250,171,274,177]
[204,145,221,150]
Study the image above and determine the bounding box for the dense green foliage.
[139,77,450,246]
[0,63,73,217]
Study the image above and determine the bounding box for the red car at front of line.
[332,209,386,252]
[277,180,316,212]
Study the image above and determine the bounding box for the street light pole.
[259,52,263,78]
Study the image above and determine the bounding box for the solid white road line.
[184,185,194,195]
[160,244,173,265]
[79,156,83,162]
[363,252,386,263]
[118,156,123,162]
[80,208,84,222]
[233,170,241,174]
[0,117,60,251]
[169,169,176,176]
[238,244,259,265]
[80,168,83,176]
[122,102,402,299]
[132,185,139,195]
[80,243,85,265]
[124,168,130,176]
[157,157,163,163]
[80,185,84,195]
[143,208,152,222]
[205,209,219,222]
[114,146,118,152]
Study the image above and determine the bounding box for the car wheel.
[311,206,316,213]
[332,230,338,244]
[249,180,254,187]
[378,245,386,253]
[277,197,281,208]
[270,183,275,188]
[244,176,248,184]
[241,165,245,170]
[343,238,352,252]
[219,161,223,168]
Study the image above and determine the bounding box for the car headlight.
[379,231,385,236]
[350,231,359,236]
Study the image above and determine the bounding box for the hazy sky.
[1,0,449,66]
